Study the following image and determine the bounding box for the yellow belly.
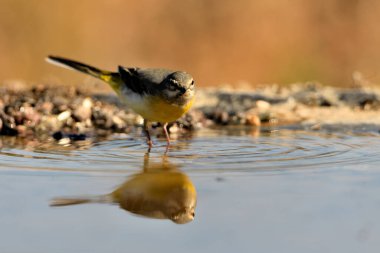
[131,96,194,123]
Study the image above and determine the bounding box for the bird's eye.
[168,79,177,91]
[168,83,177,91]
[190,80,195,87]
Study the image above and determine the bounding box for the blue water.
[1,128,380,253]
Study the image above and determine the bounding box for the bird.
[50,154,197,224]
[46,56,195,149]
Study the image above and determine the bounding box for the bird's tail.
[50,194,113,207]
[46,55,121,90]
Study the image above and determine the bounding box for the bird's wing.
[118,66,173,95]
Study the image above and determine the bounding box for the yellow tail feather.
[46,55,121,91]
[50,195,112,207]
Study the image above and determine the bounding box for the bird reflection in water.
[50,154,197,224]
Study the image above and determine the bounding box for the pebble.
[52,131,64,140]
[58,138,71,145]
[73,105,91,122]
[112,115,126,130]
[38,115,60,132]
[57,110,71,121]
[53,131,87,141]
[213,110,229,125]
[38,101,54,115]
[1,83,380,140]
[255,100,271,111]
[73,97,93,121]
[0,111,17,136]
[245,113,261,126]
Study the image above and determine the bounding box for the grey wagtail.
[46,56,195,149]
[50,154,196,224]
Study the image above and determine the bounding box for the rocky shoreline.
[1,82,380,142]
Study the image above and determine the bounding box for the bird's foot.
[146,139,153,153]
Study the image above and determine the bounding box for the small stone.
[245,113,261,126]
[135,115,144,125]
[73,106,91,121]
[255,100,271,111]
[73,97,93,122]
[310,124,321,130]
[13,111,23,125]
[112,115,126,130]
[57,110,71,121]
[52,96,69,113]
[32,84,47,93]
[57,104,69,113]
[67,133,86,141]
[21,106,40,126]
[58,138,71,145]
[64,117,75,127]
[259,112,272,122]
[169,123,180,133]
[82,97,93,108]
[0,99,4,111]
[52,131,63,140]
[0,112,17,136]
[39,102,53,115]
[84,118,92,128]
[73,122,87,133]
[92,107,113,129]
[38,115,61,132]
[16,125,27,136]
[214,110,229,125]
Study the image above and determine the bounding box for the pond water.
[1,128,380,253]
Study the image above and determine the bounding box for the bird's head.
[161,71,195,105]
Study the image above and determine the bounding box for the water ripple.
[0,129,379,175]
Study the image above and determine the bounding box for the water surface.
[1,128,380,253]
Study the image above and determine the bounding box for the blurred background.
[0,0,380,87]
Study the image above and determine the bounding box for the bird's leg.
[143,152,150,171]
[163,122,170,149]
[143,119,153,149]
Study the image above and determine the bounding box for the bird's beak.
[183,89,192,98]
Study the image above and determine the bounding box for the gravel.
[1,82,380,141]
